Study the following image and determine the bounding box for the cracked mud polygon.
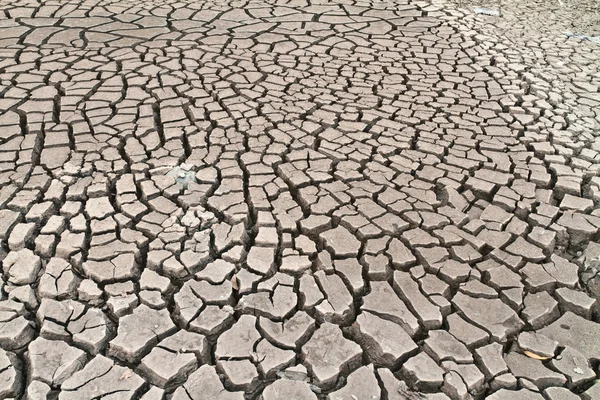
[0,0,600,399]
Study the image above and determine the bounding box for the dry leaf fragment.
[523,350,551,360]
[231,274,239,290]
[119,370,134,380]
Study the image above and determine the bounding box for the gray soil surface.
[0,0,599,398]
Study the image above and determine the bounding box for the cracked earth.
[0,0,600,398]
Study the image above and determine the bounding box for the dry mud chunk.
[255,339,295,378]
[539,312,600,362]
[314,271,354,324]
[259,311,316,349]
[505,352,567,389]
[59,355,144,400]
[139,330,210,389]
[83,253,138,283]
[236,284,297,320]
[319,226,361,257]
[452,293,524,342]
[172,364,244,400]
[38,258,80,299]
[262,379,317,400]
[386,237,417,268]
[0,300,35,350]
[522,291,560,330]
[549,346,595,388]
[393,271,442,330]
[301,322,362,388]
[0,349,21,398]
[327,364,380,400]
[217,359,260,392]
[216,315,261,359]
[3,248,41,285]
[517,332,557,358]
[423,330,473,364]
[28,337,87,386]
[361,281,420,337]
[487,389,545,400]
[109,304,177,363]
[378,367,450,400]
[350,311,418,368]
[401,352,445,391]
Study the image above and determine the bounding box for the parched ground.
[0,0,599,399]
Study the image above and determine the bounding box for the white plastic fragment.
[473,7,500,16]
